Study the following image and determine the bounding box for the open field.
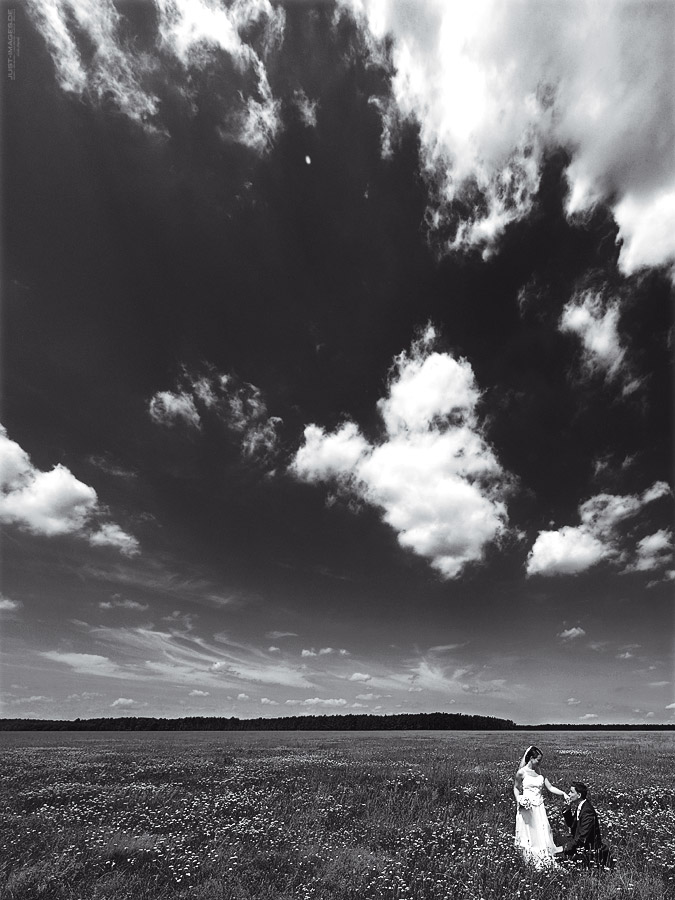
[1,730,674,900]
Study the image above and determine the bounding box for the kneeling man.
[562,782,611,867]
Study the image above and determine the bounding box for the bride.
[514,745,567,867]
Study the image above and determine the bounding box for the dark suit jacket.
[562,800,603,854]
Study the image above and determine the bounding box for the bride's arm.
[514,768,524,802]
[544,777,567,798]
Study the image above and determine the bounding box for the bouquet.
[518,795,533,810]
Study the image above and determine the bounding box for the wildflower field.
[1,730,673,900]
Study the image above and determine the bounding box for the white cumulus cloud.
[559,627,586,641]
[0,594,22,612]
[291,326,512,578]
[631,529,673,573]
[0,426,138,554]
[527,481,672,576]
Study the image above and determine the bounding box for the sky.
[1,0,673,726]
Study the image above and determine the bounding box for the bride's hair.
[518,745,543,768]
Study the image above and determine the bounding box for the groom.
[561,782,611,868]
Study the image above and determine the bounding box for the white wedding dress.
[514,770,559,868]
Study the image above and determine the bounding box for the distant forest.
[0,713,673,731]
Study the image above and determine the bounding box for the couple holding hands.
[514,745,611,869]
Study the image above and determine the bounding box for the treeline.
[1,714,672,732]
[0,712,516,731]
[523,723,674,731]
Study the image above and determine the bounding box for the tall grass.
[1,731,673,899]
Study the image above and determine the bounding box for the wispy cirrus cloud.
[291,325,513,578]
[527,481,672,576]
[285,697,348,709]
[26,0,285,153]
[149,391,201,429]
[26,0,158,122]
[40,652,130,679]
[80,557,239,609]
[76,624,316,692]
[347,0,675,276]
[9,695,53,706]
[149,365,282,461]
[99,596,149,612]
[560,288,641,394]
[0,425,138,555]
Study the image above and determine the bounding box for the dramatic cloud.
[189,689,209,697]
[348,0,675,274]
[0,426,138,554]
[26,0,285,151]
[291,326,512,578]
[26,1,675,278]
[149,366,281,461]
[111,697,137,708]
[527,481,672,576]
[25,0,157,121]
